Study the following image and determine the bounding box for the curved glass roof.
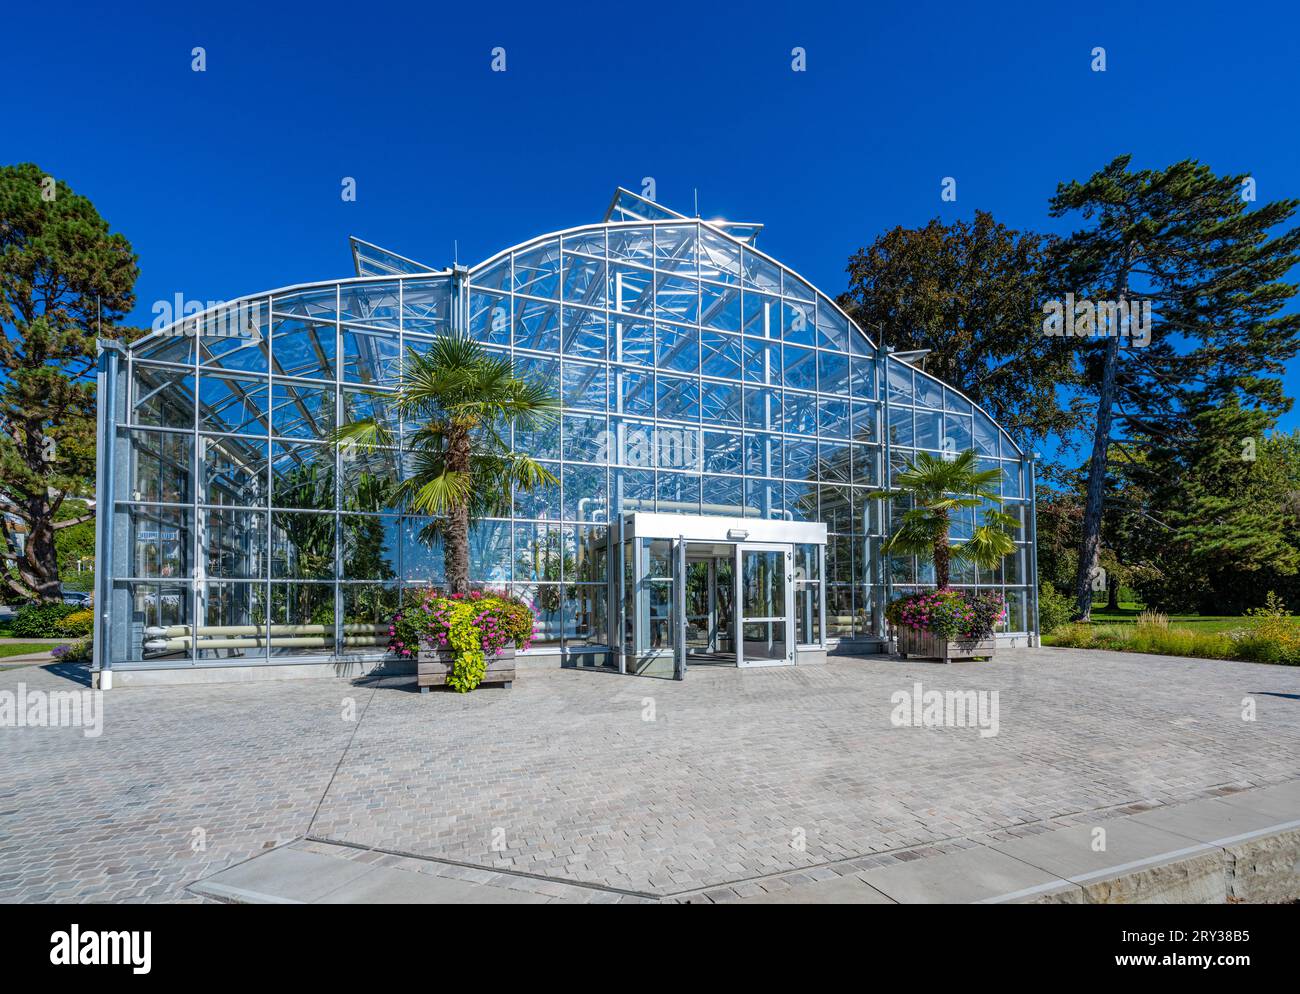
[129,188,1023,462]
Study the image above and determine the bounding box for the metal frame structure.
[94,187,1036,682]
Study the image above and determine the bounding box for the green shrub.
[55,609,94,637]
[12,602,80,638]
[1048,622,1095,648]
[1036,584,1073,635]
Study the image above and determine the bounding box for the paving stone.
[2,649,1298,901]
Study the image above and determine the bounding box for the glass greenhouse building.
[92,188,1039,687]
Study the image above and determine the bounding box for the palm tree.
[336,332,560,595]
[868,450,1019,589]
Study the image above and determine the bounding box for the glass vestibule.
[616,512,825,680]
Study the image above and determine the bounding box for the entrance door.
[735,543,793,667]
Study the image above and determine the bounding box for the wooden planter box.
[895,627,994,662]
[417,645,516,691]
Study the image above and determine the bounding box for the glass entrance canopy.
[94,187,1038,676]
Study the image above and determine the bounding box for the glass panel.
[612,318,653,365]
[202,435,266,506]
[515,584,564,647]
[613,367,654,415]
[339,283,399,327]
[819,398,850,439]
[513,462,560,519]
[609,265,653,315]
[271,381,336,439]
[199,373,268,436]
[795,584,821,644]
[654,224,697,274]
[741,248,781,293]
[468,290,511,346]
[513,240,561,298]
[271,317,336,380]
[655,375,700,421]
[655,471,700,513]
[563,412,607,462]
[916,373,944,410]
[514,523,566,583]
[470,256,511,293]
[565,584,608,647]
[122,505,192,579]
[272,287,337,322]
[562,360,607,411]
[562,306,607,360]
[469,521,512,582]
[271,442,334,508]
[563,464,607,521]
[656,323,699,374]
[340,584,398,655]
[701,331,741,379]
[783,345,816,390]
[700,283,742,331]
[199,302,269,373]
[784,390,818,437]
[116,581,190,663]
[271,511,335,580]
[742,337,781,384]
[655,275,699,324]
[513,298,561,352]
[402,278,452,337]
[698,228,741,284]
[743,387,781,432]
[609,226,654,265]
[703,430,743,474]
[816,304,849,350]
[561,252,607,305]
[400,517,444,584]
[132,364,194,429]
[781,300,816,345]
[341,514,399,580]
[743,432,782,477]
[741,549,785,618]
[122,428,193,504]
[205,509,266,579]
[342,326,400,386]
[269,582,335,656]
[699,380,742,426]
[199,581,268,661]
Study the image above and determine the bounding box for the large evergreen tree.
[0,164,139,600]
[839,210,1078,450]
[1048,156,1300,620]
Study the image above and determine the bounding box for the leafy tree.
[1047,156,1300,620]
[868,450,1019,589]
[1120,402,1300,613]
[338,333,559,595]
[839,210,1077,449]
[0,164,139,600]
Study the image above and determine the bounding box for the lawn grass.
[0,642,59,658]
[1081,608,1253,635]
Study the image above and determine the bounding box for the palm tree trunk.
[445,427,472,595]
[933,509,950,589]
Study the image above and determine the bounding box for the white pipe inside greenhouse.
[143,635,386,652]
[142,624,389,638]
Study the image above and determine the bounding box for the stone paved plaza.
[1,649,1297,902]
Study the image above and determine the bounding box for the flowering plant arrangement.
[389,589,535,692]
[886,589,1006,641]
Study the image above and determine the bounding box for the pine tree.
[1048,156,1300,620]
[0,164,139,600]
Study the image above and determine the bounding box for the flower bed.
[389,590,535,692]
[888,589,1006,641]
[887,589,1006,661]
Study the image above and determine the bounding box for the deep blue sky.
[8,0,1299,448]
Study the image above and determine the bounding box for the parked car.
[60,590,90,607]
